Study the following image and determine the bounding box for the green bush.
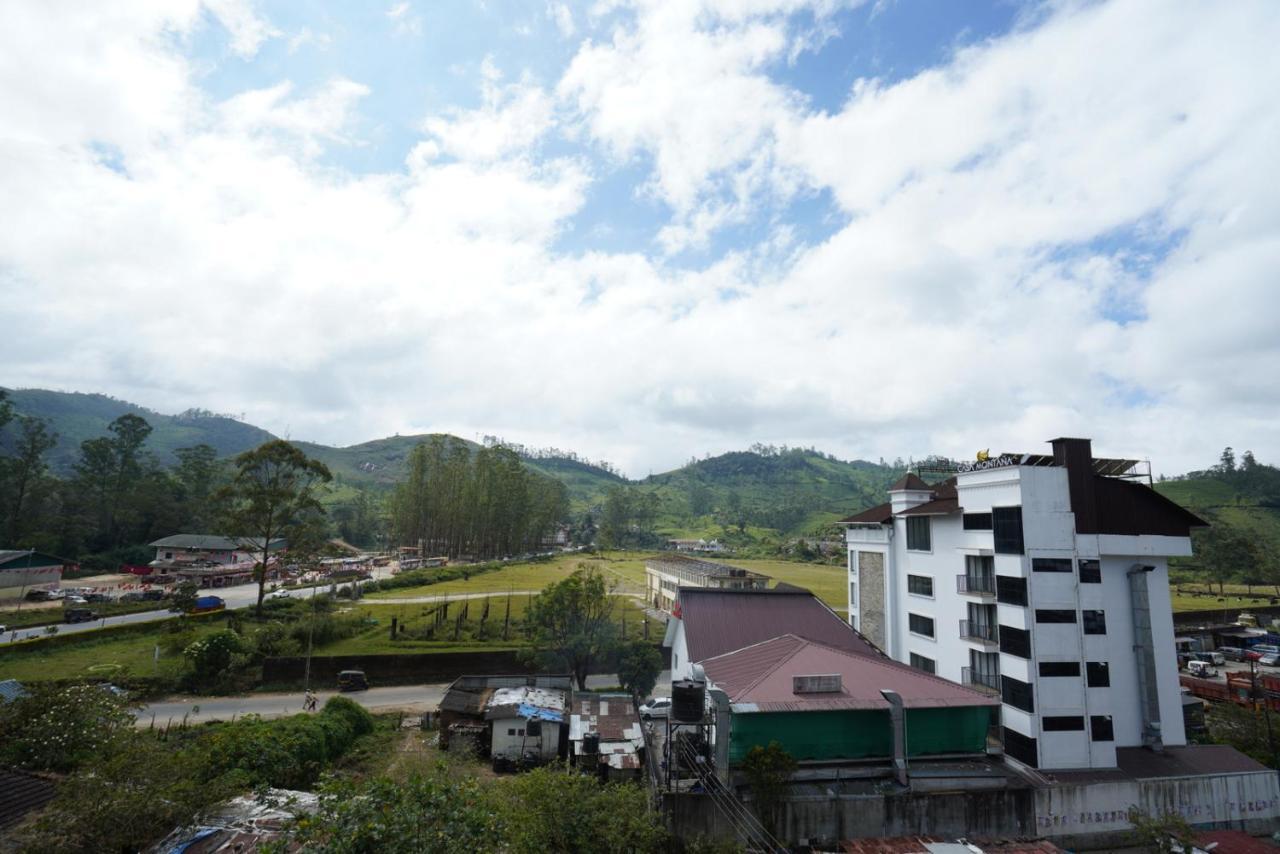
[0,683,135,773]
[183,630,244,684]
[322,695,375,736]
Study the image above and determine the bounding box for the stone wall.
[858,550,886,648]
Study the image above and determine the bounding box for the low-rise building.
[568,692,645,781]
[148,534,286,587]
[0,549,73,593]
[646,555,769,613]
[438,674,572,770]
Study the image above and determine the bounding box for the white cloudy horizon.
[1,0,1277,479]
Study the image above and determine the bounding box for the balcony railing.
[960,620,999,644]
[957,574,996,596]
[962,666,1001,694]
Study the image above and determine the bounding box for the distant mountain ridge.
[0,387,899,538]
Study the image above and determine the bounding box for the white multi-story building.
[842,438,1206,772]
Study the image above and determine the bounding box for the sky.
[1,0,1278,478]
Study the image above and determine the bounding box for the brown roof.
[701,634,999,712]
[889,473,931,491]
[1195,830,1280,853]
[1044,744,1266,784]
[570,693,640,742]
[840,502,892,525]
[1090,476,1208,537]
[677,587,881,664]
[897,497,959,516]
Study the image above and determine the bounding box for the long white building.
[841,438,1206,771]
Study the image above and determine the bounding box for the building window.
[910,653,936,674]
[1003,726,1038,768]
[1090,715,1115,742]
[963,512,993,530]
[1039,661,1081,677]
[1000,625,1031,659]
[1043,716,1085,732]
[996,575,1028,607]
[1032,558,1073,573]
[908,613,935,638]
[1035,609,1078,624]
[992,506,1024,555]
[1079,560,1101,584]
[1001,675,1035,713]
[1086,661,1111,687]
[1083,610,1107,635]
[906,516,931,551]
[907,575,934,597]
[508,728,516,736]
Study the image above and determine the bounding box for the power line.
[673,739,785,852]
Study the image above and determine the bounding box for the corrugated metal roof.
[702,634,999,712]
[679,587,882,664]
[0,679,28,704]
[1044,744,1266,784]
[0,769,55,830]
[1089,475,1208,536]
[0,550,72,568]
[148,534,286,551]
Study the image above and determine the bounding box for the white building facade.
[843,438,1206,771]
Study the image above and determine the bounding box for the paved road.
[134,671,670,726]
[0,576,382,645]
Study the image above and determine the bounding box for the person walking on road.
[303,689,317,712]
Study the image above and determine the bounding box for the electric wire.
[673,738,786,852]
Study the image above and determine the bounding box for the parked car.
[1217,647,1249,662]
[64,608,98,624]
[24,589,56,602]
[188,595,226,614]
[1203,651,1227,666]
[63,595,88,605]
[1260,653,1280,667]
[337,670,369,692]
[640,697,672,719]
[84,592,114,603]
[0,624,7,634]
[1187,660,1216,678]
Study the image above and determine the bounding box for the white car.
[266,589,293,600]
[1259,653,1280,668]
[640,697,672,719]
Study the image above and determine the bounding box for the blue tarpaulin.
[517,703,563,723]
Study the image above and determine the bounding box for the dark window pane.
[1035,609,1078,624]
[1003,726,1038,768]
[1079,560,1101,584]
[908,575,934,597]
[1086,661,1110,687]
[909,653,936,674]
[909,613,935,638]
[993,506,1024,555]
[1039,661,1081,677]
[963,513,993,530]
[1090,715,1114,741]
[997,575,1028,607]
[1001,675,1035,712]
[1032,558,1073,573]
[1043,715,1085,731]
[1083,610,1107,635]
[906,516,932,551]
[1000,625,1031,659]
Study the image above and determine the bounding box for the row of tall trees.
[388,436,568,559]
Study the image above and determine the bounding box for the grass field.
[0,623,221,682]
[1169,580,1280,613]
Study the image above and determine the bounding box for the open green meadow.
[0,623,223,683]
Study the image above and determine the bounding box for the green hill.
[0,387,274,471]
[1157,463,1280,558]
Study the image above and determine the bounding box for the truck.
[189,595,225,614]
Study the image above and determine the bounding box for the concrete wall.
[666,770,1280,850]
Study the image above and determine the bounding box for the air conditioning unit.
[793,674,842,694]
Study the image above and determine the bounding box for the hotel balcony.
[956,574,996,597]
[960,619,999,647]
[961,666,1001,694]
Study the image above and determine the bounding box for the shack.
[568,692,645,781]
[438,674,572,767]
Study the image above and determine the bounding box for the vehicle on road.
[189,595,226,614]
[640,697,672,719]
[1202,651,1227,666]
[266,589,292,600]
[1259,653,1280,667]
[63,595,88,605]
[1218,647,1249,662]
[65,608,98,624]
[25,589,59,602]
[337,670,369,692]
[1187,661,1216,678]
[0,624,6,634]
[84,592,115,603]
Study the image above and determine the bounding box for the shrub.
[0,683,134,773]
[322,695,375,737]
[499,765,666,853]
[183,630,245,684]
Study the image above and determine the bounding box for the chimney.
[880,689,908,787]
[1051,437,1099,534]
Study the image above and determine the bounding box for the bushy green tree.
[499,765,666,853]
[616,638,663,699]
[183,630,244,684]
[525,567,616,689]
[741,741,797,837]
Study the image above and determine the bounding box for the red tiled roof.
[701,634,1000,712]
[1195,830,1280,853]
[678,587,880,664]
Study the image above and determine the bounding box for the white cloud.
[1,0,1279,480]
[386,1,423,36]
[547,2,576,37]
[203,0,279,57]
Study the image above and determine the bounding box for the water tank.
[671,680,705,722]
[583,732,600,755]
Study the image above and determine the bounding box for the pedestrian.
[304,689,317,712]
